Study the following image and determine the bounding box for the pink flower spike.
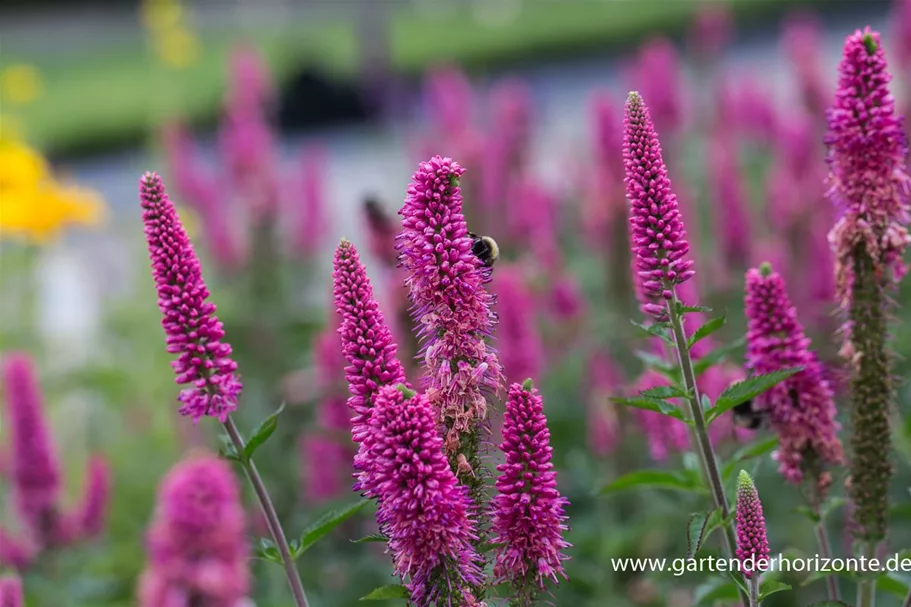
[139,172,243,423]
[75,456,112,538]
[331,239,408,498]
[735,471,770,579]
[368,385,482,606]
[491,381,570,603]
[826,28,911,311]
[492,265,543,386]
[744,264,843,490]
[0,527,35,570]
[0,574,23,607]
[623,92,695,318]
[138,454,249,607]
[397,156,504,455]
[1,353,61,536]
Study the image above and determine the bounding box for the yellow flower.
[0,140,105,243]
[154,27,200,68]
[0,64,43,105]
[141,0,183,32]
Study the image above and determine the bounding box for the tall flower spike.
[139,172,242,423]
[138,454,249,607]
[0,574,23,607]
[397,156,504,459]
[623,92,694,319]
[332,239,408,498]
[825,28,910,544]
[744,264,843,492]
[492,265,543,386]
[1,353,61,540]
[368,385,482,606]
[735,471,770,579]
[491,381,570,604]
[73,456,112,538]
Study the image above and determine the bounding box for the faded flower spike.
[825,28,909,545]
[826,28,910,311]
[331,239,408,498]
[368,384,482,606]
[623,91,694,318]
[396,156,504,460]
[491,381,570,604]
[139,172,242,422]
[735,471,770,580]
[744,264,843,493]
[138,454,249,607]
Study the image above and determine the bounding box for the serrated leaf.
[686,511,711,558]
[630,319,674,345]
[758,580,791,600]
[360,584,410,600]
[722,436,779,480]
[707,368,804,424]
[694,579,739,606]
[351,533,389,544]
[598,469,704,495]
[639,385,688,399]
[242,402,286,461]
[688,313,726,349]
[299,499,371,553]
[610,396,687,421]
[693,337,746,376]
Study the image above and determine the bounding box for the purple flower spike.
[368,385,482,606]
[75,456,111,538]
[744,264,844,491]
[138,454,249,607]
[0,528,34,570]
[1,353,61,538]
[826,28,911,311]
[491,381,570,604]
[332,240,408,498]
[623,92,694,318]
[139,172,242,423]
[492,266,543,386]
[397,156,504,455]
[735,471,770,580]
[0,574,23,607]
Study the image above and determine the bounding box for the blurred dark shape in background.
[276,66,374,132]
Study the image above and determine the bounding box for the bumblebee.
[733,399,766,430]
[468,232,500,268]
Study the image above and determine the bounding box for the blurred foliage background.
[1,0,911,606]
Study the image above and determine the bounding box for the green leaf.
[794,505,821,524]
[694,579,740,606]
[728,571,750,596]
[218,438,242,463]
[678,303,714,314]
[700,393,712,413]
[242,402,287,461]
[821,497,847,520]
[805,602,852,607]
[877,572,911,597]
[299,499,371,553]
[478,541,507,553]
[288,538,303,560]
[688,313,726,349]
[704,509,736,544]
[254,537,282,564]
[707,368,804,424]
[610,396,687,421]
[360,584,410,600]
[693,336,746,376]
[686,511,711,558]
[598,469,704,495]
[633,350,679,380]
[722,436,779,480]
[758,580,791,600]
[351,533,389,544]
[630,319,674,345]
[639,385,688,399]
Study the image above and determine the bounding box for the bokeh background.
[2,0,911,605]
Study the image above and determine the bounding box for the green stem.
[749,575,760,607]
[666,298,747,607]
[857,541,877,607]
[224,416,309,607]
[814,521,841,602]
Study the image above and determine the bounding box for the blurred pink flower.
[625,38,684,134]
[587,351,622,457]
[288,145,327,258]
[689,3,733,58]
[782,11,831,118]
[634,368,690,462]
[0,574,23,607]
[492,265,543,386]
